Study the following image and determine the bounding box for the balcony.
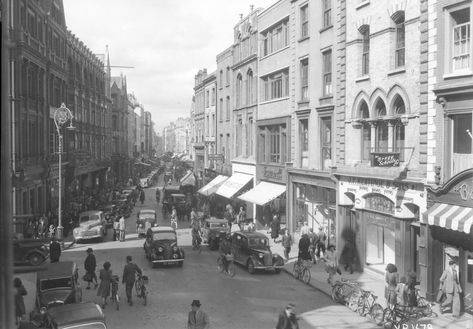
[452,153,473,177]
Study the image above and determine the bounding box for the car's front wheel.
[247,259,255,274]
[28,253,45,266]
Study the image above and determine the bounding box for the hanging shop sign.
[370,152,401,167]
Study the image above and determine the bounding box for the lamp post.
[53,103,75,240]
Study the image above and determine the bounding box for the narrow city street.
[16,184,379,329]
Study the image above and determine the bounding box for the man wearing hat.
[84,248,98,289]
[187,300,209,329]
[439,259,462,317]
[276,303,299,329]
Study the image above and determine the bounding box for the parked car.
[34,261,82,310]
[136,209,158,238]
[202,218,228,250]
[143,226,185,267]
[29,302,106,329]
[231,231,284,274]
[161,185,181,217]
[13,237,49,266]
[98,204,118,228]
[72,210,107,243]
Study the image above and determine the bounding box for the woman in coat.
[97,261,113,308]
[84,248,98,289]
[385,263,399,308]
[270,215,280,242]
[14,277,27,325]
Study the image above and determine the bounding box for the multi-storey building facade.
[203,72,217,170]
[216,46,234,176]
[419,0,473,305]
[337,0,425,276]
[10,0,69,218]
[193,69,209,174]
[110,75,131,183]
[286,0,339,241]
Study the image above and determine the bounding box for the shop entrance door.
[366,224,395,267]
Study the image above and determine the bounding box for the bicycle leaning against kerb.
[292,259,311,284]
[135,273,148,306]
[331,278,360,305]
[356,289,384,326]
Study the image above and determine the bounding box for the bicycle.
[331,278,360,305]
[217,253,235,277]
[135,273,148,306]
[292,259,311,284]
[356,289,384,325]
[382,304,424,329]
[192,234,202,254]
[110,275,120,310]
[415,287,437,318]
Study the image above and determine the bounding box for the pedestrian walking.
[237,206,246,231]
[84,248,98,289]
[324,245,340,284]
[97,261,113,309]
[439,259,462,317]
[406,271,417,307]
[271,215,280,242]
[315,227,327,259]
[224,204,234,231]
[37,217,47,239]
[48,224,56,238]
[122,255,142,306]
[187,300,210,329]
[340,237,356,274]
[14,277,27,326]
[281,229,293,261]
[385,263,399,308]
[308,228,318,264]
[276,303,299,329]
[49,237,61,263]
[119,215,125,242]
[300,221,309,236]
[139,189,145,205]
[113,217,120,241]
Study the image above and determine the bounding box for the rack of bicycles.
[331,278,437,328]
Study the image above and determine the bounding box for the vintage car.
[161,185,183,217]
[72,211,107,243]
[29,302,106,329]
[34,262,82,310]
[143,226,185,267]
[231,231,284,274]
[13,237,49,266]
[97,204,118,228]
[112,198,132,218]
[136,209,158,237]
[202,218,228,250]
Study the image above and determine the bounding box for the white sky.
[63,0,276,134]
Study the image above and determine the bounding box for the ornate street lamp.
[53,103,75,240]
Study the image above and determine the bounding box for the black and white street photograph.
[1,0,472,328]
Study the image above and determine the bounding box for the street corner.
[299,305,378,329]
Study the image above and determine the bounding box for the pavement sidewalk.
[258,229,473,329]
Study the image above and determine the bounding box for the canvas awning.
[180,171,196,186]
[198,175,228,196]
[238,181,286,206]
[421,203,473,234]
[215,173,253,199]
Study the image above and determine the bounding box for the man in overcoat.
[122,255,142,306]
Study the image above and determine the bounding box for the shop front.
[419,169,473,313]
[337,175,425,275]
[287,169,336,241]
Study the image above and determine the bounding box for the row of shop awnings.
[198,173,285,205]
[421,203,473,234]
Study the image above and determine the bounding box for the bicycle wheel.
[301,268,311,284]
[217,257,224,272]
[371,303,384,326]
[135,280,141,297]
[347,291,360,312]
[383,308,395,329]
[227,261,236,277]
[357,298,367,316]
[331,284,342,303]
[292,262,300,280]
[417,297,436,317]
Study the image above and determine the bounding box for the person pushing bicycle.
[218,233,232,273]
[190,217,202,248]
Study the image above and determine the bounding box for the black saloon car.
[143,226,185,267]
[13,237,49,266]
[231,231,284,274]
[34,262,82,310]
[202,218,228,250]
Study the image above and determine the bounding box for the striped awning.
[421,203,473,234]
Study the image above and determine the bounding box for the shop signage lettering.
[371,153,401,167]
[263,166,283,181]
[453,182,473,201]
[344,177,413,191]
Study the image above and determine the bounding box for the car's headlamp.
[40,307,47,314]
[173,246,178,252]
[259,253,264,258]
[158,247,164,252]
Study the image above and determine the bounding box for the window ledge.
[319,25,333,33]
[355,76,370,83]
[260,46,290,60]
[259,97,290,106]
[298,36,310,43]
[443,71,473,80]
[297,99,310,105]
[319,95,333,102]
[387,68,406,76]
[356,0,370,10]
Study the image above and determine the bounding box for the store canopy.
[180,171,196,186]
[215,173,253,199]
[238,181,286,206]
[198,175,228,196]
[421,203,473,234]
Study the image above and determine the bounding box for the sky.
[63,0,276,134]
